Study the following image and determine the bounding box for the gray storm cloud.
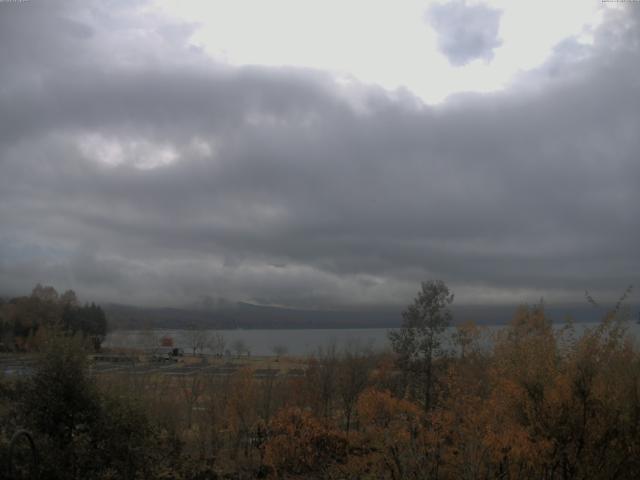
[0,1,638,308]
[427,0,503,66]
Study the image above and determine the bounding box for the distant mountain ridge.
[103,302,635,330]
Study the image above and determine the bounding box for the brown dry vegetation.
[2,301,640,479]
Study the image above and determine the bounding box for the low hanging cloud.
[427,0,503,66]
[0,1,638,308]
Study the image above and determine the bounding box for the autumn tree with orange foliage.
[4,284,640,479]
[262,407,347,478]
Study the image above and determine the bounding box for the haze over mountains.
[103,301,633,330]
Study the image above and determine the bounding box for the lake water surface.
[104,321,640,357]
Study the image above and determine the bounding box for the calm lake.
[103,321,640,357]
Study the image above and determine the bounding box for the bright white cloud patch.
[78,133,179,169]
[154,0,604,103]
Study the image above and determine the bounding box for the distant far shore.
[104,302,637,331]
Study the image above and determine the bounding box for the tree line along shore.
[1,281,639,479]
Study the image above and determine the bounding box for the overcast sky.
[0,0,638,309]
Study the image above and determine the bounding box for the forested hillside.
[1,284,639,479]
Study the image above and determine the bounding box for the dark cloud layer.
[0,1,638,308]
[427,0,502,66]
